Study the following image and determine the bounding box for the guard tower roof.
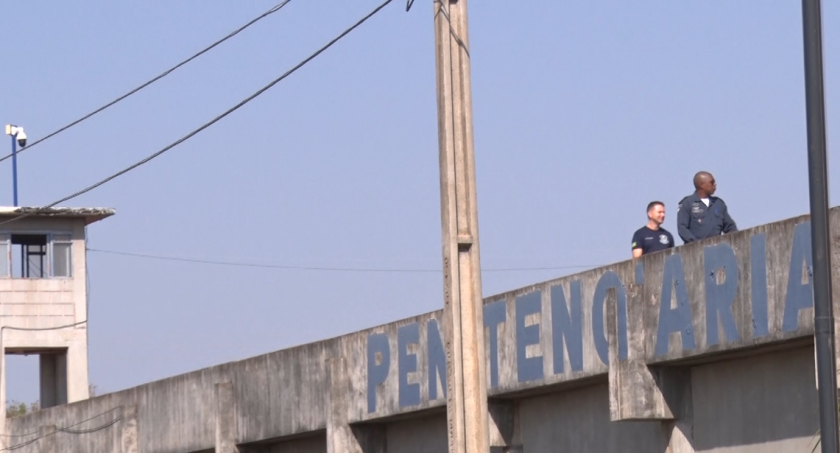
[0,206,115,225]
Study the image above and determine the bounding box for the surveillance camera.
[5,125,26,147]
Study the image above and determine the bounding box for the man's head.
[647,201,665,226]
[693,171,716,197]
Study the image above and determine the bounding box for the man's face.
[648,204,665,225]
[701,174,717,196]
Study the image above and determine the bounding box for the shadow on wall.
[691,346,819,451]
[516,346,819,452]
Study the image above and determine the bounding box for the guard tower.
[0,206,114,418]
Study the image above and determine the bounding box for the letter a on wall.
[655,254,697,356]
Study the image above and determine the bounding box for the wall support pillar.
[607,284,695,452]
[328,358,386,453]
[39,425,56,453]
[488,399,523,453]
[39,352,68,409]
[215,382,238,453]
[121,405,138,453]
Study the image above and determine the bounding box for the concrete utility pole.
[432,1,490,453]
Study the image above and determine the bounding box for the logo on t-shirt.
[659,234,669,245]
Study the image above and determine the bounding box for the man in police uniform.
[677,171,737,244]
[631,201,675,257]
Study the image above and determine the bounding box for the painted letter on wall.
[655,254,697,356]
[750,233,769,338]
[592,271,628,364]
[516,291,544,383]
[398,323,421,407]
[551,281,583,374]
[704,243,741,346]
[367,333,390,413]
[783,222,814,332]
[427,319,446,401]
[484,300,506,388]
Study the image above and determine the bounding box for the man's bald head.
[693,171,712,188]
[693,171,716,196]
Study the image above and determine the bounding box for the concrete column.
[39,425,56,453]
[607,285,673,420]
[215,382,238,453]
[66,340,90,402]
[432,0,490,452]
[606,285,696,452]
[0,347,7,429]
[488,399,523,453]
[39,352,68,409]
[327,358,385,453]
[661,372,695,453]
[121,405,138,453]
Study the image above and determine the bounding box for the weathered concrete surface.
[385,414,447,453]
[691,346,819,453]
[0,208,835,452]
[519,382,670,451]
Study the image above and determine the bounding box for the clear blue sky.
[0,1,837,403]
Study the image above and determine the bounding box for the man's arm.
[677,199,697,244]
[721,201,738,234]
[632,232,643,258]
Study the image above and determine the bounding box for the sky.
[0,1,838,404]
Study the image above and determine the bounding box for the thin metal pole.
[801,0,838,451]
[11,136,17,207]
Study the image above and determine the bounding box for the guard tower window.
[52,234,72,278]
[0,233,73,279]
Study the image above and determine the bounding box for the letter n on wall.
[551,281,583,374]
[427,319,446,401]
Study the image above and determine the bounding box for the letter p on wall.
[367,333,390,413]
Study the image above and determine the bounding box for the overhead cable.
[0,0,394,228]
[0,406,123,451]
[0,0,293,164]
[87,247,601,273]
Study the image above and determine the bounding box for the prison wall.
[1,208,835,453]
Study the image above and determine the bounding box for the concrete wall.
[1,208,835,452]
[691,346,819,453]
[519,382,670,452]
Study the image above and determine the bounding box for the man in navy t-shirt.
[632,201,675,257]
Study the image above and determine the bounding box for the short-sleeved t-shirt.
[631,226,674,255]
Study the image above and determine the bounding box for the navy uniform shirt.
[676,192,737,244]
[631,226,675,255]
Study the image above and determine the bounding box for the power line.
[0,406,123,450]
[0,0,394,229]
[0,0,293,164]
[87,247,601,273]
